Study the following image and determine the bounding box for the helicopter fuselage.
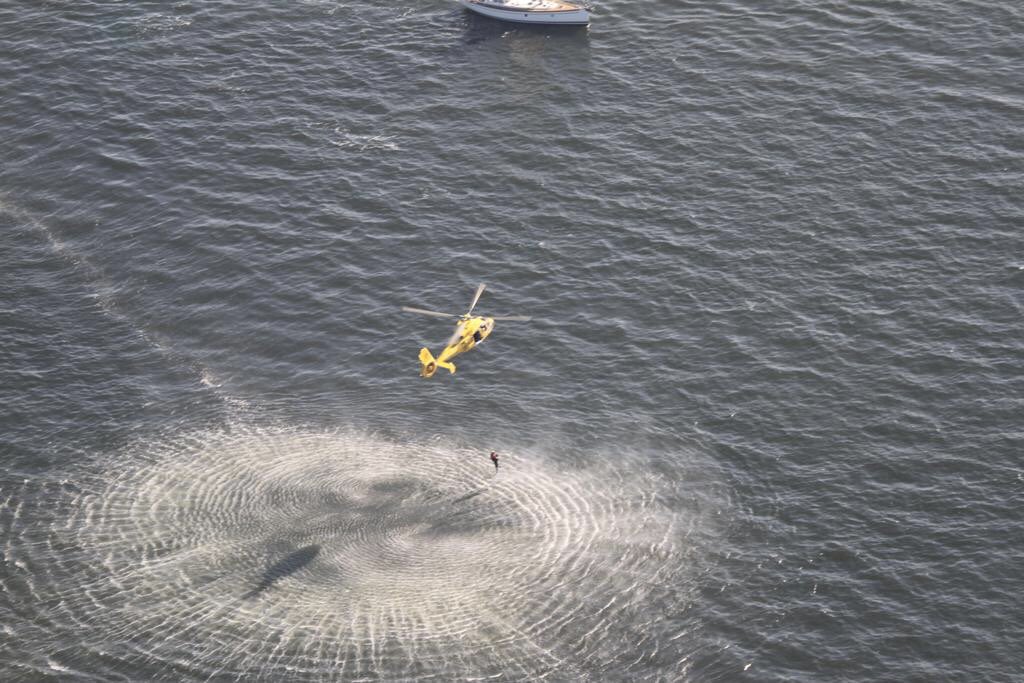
[404,283,528,378]
[437,316,494,364]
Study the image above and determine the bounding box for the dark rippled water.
[2,1,1023,681]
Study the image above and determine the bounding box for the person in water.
[490,451,499,472]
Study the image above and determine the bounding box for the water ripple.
[1,424,716,680]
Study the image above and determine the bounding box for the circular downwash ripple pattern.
[2,426,714,681]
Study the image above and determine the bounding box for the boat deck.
[472,0,584,12]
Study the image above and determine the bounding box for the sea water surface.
[1,1,1022,681]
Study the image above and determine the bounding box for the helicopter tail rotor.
[418,347,455,378]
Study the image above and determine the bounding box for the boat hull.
[459,0,590,25]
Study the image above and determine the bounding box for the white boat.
[459,0,591,25]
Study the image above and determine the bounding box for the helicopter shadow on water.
[242,544,322,600]
[239,479,491,599]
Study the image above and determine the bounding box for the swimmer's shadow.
[420,485,513,537]
[451,488,488,504]
[243,544,320,600]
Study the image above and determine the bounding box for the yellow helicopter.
[402,283,531,378]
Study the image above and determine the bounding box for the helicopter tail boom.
[418,348,455,378]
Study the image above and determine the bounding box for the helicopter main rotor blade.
[465,283,486,316]
[402,306,458,319]
[445,322,466,348]
[490,315,532,322]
